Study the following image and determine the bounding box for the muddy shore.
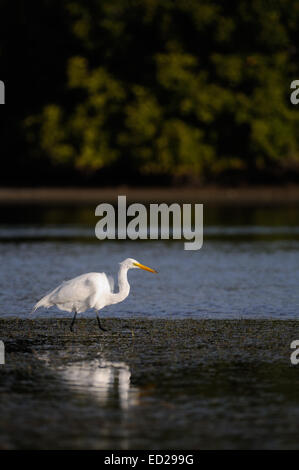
[0,318,299,449]
[1,186,299,205]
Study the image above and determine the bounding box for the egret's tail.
[30,294,52,315]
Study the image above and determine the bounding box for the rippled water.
[0,204,299,319]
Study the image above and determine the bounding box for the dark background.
[1,0,299,187]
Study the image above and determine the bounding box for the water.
[38,353,140,411]
[0,204,299,319]
[1,203,299,450]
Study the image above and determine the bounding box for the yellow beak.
[133,262,158,273]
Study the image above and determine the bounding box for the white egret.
[31,258,157,332]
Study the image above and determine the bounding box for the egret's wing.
[30,279,81,313]
[107,275,114,293]
[32,272,111,314]
[48,274,98,304]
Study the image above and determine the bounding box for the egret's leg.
[70,310,77,332]
[96,312,107,332]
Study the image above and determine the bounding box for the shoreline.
[1,185,299,205]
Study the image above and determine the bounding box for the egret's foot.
[96,315,107,332]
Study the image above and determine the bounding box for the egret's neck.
[110,264,130,304]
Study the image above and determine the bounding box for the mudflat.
[0,318,299,449]
[1,186,299,205]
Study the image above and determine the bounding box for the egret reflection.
[41,356,139,410]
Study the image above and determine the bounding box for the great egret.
[31,258,157,332]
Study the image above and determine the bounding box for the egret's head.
[121,258,157,273]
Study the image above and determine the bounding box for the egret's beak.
[133,262,158,273]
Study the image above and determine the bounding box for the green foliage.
[23,0,299,182]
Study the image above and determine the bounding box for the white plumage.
[31,258,157,332]
[32,272,112,313]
